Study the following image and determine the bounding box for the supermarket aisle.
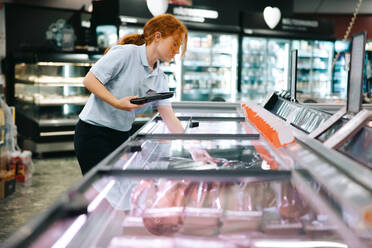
[0,153,82,242]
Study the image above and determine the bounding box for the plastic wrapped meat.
[130,179,187,236]
[220,182,264,234]
[180,182,223,236]
[279,182,310,220]
[121,216,153,236]
[262,182,308,235]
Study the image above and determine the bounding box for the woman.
[74,14,187,175]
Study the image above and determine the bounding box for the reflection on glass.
[140,120,249,135]
[338,124,372,168]
[317,118,347,142]
[108,139,281,171]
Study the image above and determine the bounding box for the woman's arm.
[157,105,184,133]
[158,105,216,164]
[83,71,143,111]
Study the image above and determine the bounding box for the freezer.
[4,100,372,248]
[3,170,371,248]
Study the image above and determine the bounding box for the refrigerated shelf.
[4,99,372,248]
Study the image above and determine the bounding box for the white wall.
[293,0,372,14]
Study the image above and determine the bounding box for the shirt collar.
[139,44,160,75]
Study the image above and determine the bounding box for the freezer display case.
[291,40,334,102]
[181,31,238,102]
[4,98,372,248]
[3,167,372,247]
[241,37,289,102]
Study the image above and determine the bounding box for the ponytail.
[104,33,146,54]
[118,33,146,46]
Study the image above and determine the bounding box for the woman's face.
[157,33,184,62]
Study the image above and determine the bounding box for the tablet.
[130,92,174,105]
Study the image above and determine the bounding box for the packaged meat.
[220,210,263,234]
[262,207,303,235]
[279,182,310,220]
[220,182,264,233]
[131,179,188,236]
[181,207,223,236]
[121,216,153,236]
[180,182,223,236]
[142,207,184,236]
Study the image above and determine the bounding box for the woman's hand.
[114,96,145,111]
[188,147,216,165]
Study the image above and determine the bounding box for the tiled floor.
[0,152,82,243]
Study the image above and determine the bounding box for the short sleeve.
[90,45,132,85]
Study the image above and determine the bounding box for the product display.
[241,37,289,102]
[3,97,372,248]
[182,31,238,101]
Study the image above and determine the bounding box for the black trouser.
[74,119,130,175]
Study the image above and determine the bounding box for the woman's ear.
[154,31,162,41]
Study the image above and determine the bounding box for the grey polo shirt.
[79,44,171,132]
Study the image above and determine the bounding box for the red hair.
[107,14,188,57]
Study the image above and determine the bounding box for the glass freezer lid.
[316,117,348,142]
[23,173,361,248]
[106,139,285,171]
[337,121,372,169]
[175,112,242,118]
[139,119,255,135]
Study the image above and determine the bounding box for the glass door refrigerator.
[181,31,238,102]
[364,42,372,99]
[332,40,350,100]
[291,40,334,102]
[241,37,289,102]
